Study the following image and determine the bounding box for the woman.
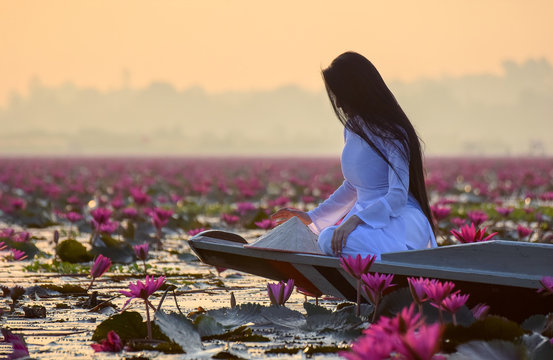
[271,51,437,259]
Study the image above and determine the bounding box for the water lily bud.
[230,292,236,308]
[53,230,59,245]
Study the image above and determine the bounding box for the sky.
[1,0,552,155]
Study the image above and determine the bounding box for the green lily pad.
[92,311,169,343]
[449,340,526,360]
[56,239,93,263]
[154,310,202,353]
[442,316,525,353]
[202,325,269,342]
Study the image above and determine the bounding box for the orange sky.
[1,0,552,105]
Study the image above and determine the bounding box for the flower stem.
[143,259,148,275]
[145,300,152,340]
[371,297,380,323]
[356,280,361,317]
[87,278,95,292]
[452,313,457,326]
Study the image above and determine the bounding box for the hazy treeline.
[1,58,552,156]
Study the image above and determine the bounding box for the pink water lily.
[90,207,112,230]
[437,293,469,325]
[133,243,149,261]
[91,330,123,353]
[120,275,166,340]
[221,213,240,225]
[516,225,532,239]
[408,277,431,313]
[133,243,149,274]
[236,201,256,215]
[430,205,451,222]
[424,280,456,323]
[267,279,294,306]
[340,254,377,317]
[1,329,29,360]
[361,272,396,322]
[450,223,497,243]
[66,211,83,223]
[188,227,207,236]
[397,322,444,360]
[466,210,488,227]
[341,304,444,360]
[496,207,514,217]
[88,254,111,291]
[255,219,276,230]
[10,249,27,261]
[424,280,456,305]
[340,254,376,280]
[120,275,166,309]
[471,303,490,319]
[537,276,553,295]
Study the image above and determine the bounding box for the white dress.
[307,127,437,260]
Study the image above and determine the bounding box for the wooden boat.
[188,230,553,321]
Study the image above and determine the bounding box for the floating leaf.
[303,302,332,316]
[41,284,87,294]
[206,303,268,328]
[260,305,306,329]
[128,340,184,354]
[449,340,527,360]
[3,238,40,259]
[377,286,413,317]
[523,333,553,360]
[522,314,547,333]
[193,314,225,337]
[301,303,366,335]
[202,325,269,342]
[56,239,93,263]
[91,236,134,264]
[92,311,169,343]
[22,305,46,318]
[154,310,202,353]
[442,316,525,353]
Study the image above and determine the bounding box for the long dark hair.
[322,51,435,234]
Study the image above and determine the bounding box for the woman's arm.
[307,179,357,234]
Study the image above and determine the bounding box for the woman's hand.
[331,215,363,255]
[270,208,312,226]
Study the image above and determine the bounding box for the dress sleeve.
[307,180,357,234]
[356,142,409,228]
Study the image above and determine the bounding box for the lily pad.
[442,316,525,353]
[90,236,135,264]
[449,340,527,360]
[206,303,269,328]
[41,284,87,294]
[56,239,93,263]
[154,310,202,353]
[523,333,553,360]
[3,238,41,259]
[260,305,306,329]
[92,311,169,343]
[301,303,366,334]
[193,314,225,337]
[202,325,269,342]
[522,314,547,333]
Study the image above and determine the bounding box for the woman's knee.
[317,227,335,255]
